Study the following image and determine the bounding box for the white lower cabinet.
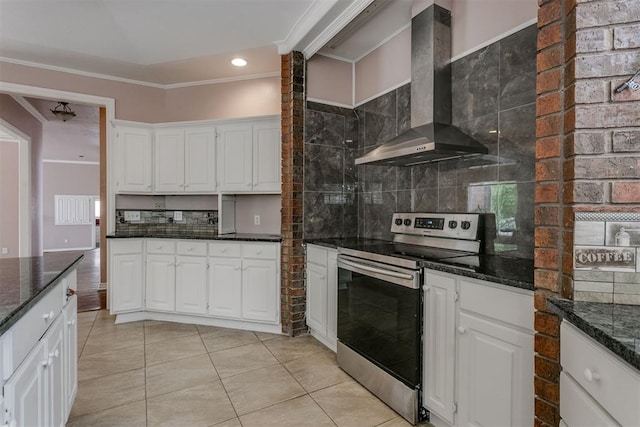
[110,239,144,313]
[560,321,639,426]
[422,269,534,427]
[242,259,278,322]
[175,255,208,315]
[208,258,242,318]
[305,244,338,351]
[3,273,78,427]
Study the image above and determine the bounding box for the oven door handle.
[338,258,417,283]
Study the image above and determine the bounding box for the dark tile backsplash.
[115,209,218,236]
[304,24,537,258]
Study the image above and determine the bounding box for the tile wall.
[115,210,218,237]
[304,24,537,258]
[573,212,640,305]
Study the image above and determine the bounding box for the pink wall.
[0,141,19,258]
[306,56,353,106]
[42,162,99,251]
[0,94,44,256]
[235,194,281,234]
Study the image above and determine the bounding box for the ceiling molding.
[301,0,374,59]
[164,72,280,89]
[274,0,340,55]
[312,52,355,64]
[10,95,48,124]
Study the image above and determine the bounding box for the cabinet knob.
[41,357,53,367]
[256,250,262,255]
[221,248,227,253]
[49,349,60,359]
[156,246,162,249]
[67,318,76,326]
[42,311,55,321]
[320,275,325,279]
[188,247,194,251]
[458,326,466,334]
[583,368,601,382]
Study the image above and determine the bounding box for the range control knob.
[448,220,458,229]
[461,221,471,230]
[404,219,412,226]
[395,218,403,226]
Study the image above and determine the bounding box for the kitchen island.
[0,251,82,427]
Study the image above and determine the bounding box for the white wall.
[234,194,281,235]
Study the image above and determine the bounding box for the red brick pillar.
[280,51,306,336]
[534,1,567,425]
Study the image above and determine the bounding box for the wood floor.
[75,248,103,312]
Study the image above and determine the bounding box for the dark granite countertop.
[305,238,534,291]
[0,251,84,335]
[107,233,282,242]
[547,298,640,372]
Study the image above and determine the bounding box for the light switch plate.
[174,211,183,221]
[124,211,141,221]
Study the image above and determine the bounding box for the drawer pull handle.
[583,368,600,382]
[42,311,55,321]
[458,326,466,334]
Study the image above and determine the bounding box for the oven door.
[337,254,421,388]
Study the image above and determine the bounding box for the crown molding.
[274,0,340,55]
[301,0,374,59]
[10,95,48,124]
[164,72,280,89]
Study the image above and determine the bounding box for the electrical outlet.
[174,211,183,221]
[1,248,7,255]
[254,215,261,226]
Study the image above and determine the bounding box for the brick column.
[535,1,640,425]
[280,51,306,336]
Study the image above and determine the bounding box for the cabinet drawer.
[307,245,327,266]
[177,240,207,256]
[110,239,143,254]
[561,321,640,426]
[209,242,242,258]
[146,239,176,254]
[4,281,64,379]
[242,243,278,260]
[560,372,619,426]
[459,279,533,331]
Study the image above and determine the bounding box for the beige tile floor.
[67,310,420,427]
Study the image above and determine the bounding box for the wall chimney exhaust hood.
[356,4,488,166]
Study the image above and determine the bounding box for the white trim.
[10,95,48,124]
[302,0,375,59]
[0,118,31,257]
[43,159,100,165]
[450,18,538,63]
[312,52,355,64]
[274,0,340,55]
[114,114,281,129]
[44,246,94,252]
[354,78,411,107]
[353,22,411,63]
[164,72,280,89]
[306,97,354,109]
[0,57,280,90]
[352,61,356,107]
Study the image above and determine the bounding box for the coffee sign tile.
[574,245,637,272]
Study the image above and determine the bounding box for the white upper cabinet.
[217,118,281,193]
[115,125,153,193]
[154,126,216,193]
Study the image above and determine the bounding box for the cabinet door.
[145,254,176,312]
[252,120,281,192]
[63,295,78,421]
[45,316,65,427]
[110,253,144,313]
[185,127,216,192]
[423,271,457,424]
[242,259,278,323]
[154,128,185,193]
[306,262,328,334]
[217,124,252,192]
[116,126,152,193]
[4,340,47,427]
[208,258,242,319]
[457,312,534,427]
[175,256,208,315]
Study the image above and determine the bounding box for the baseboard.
[44,246,94,252]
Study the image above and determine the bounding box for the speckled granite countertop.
[547,299,640,371]
[305,238,534,291]
[107,233,282,242]
[0,251,84,335]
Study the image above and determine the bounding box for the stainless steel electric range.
[336,212,485,425]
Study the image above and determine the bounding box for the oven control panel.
[391,213,481,240]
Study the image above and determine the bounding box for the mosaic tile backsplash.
[573,212,640,305]
[115,209,218,237]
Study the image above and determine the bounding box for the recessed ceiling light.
[231,58,247,67]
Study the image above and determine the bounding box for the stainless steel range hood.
[356,4,488,166]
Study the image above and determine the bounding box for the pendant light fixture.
[50,101,76,122]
